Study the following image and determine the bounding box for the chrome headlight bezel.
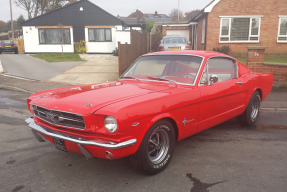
[104,116,118,134]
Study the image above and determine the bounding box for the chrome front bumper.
[25,118,137,150]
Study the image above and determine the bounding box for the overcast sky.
[1,0,211,22]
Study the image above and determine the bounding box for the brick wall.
[246,46,287,87]
[206,0,287,55]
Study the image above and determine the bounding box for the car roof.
[144,50,235,59]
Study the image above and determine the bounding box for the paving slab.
[49,54,119,85]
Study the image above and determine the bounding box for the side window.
[207,58,237,82]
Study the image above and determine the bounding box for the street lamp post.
[10,0,14,39]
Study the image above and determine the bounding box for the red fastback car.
[26,51,273,175]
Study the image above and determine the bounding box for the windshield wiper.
[147,76,178,86]
[119,76,141,81]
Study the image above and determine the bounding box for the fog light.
[105,151,114,159]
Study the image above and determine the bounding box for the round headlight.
[104,116,118,134]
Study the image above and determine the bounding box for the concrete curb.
[0,85,34,94]
[0,60,3,74]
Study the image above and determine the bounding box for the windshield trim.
[118,54,206,86]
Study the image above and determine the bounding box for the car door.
[198,57,247,131]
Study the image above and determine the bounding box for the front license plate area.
[52,137,67,152]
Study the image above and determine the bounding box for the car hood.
[30,81,173,115]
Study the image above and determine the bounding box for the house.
[162,0,287,57]
[118,17,146,31]
[22,0,132,54]
[127,10,172,24]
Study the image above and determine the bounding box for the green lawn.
[31,53,84,62]
[236,58,247,65]
[236,57,287,65]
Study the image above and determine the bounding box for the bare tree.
[57,23,66,56]
[169,8,184,21]
[184,9,201,21]
[14,0,36,19]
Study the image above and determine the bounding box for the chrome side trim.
[25,118,137,150]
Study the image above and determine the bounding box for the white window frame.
[219,15,263,43]
[277,16,287,43]
[202,19,205,44]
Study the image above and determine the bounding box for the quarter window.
[88,28,112,42]
[220,17,261,43]
[200,57,238,84]
[38,29,71,44]
[278,17,287,42]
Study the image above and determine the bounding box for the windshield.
[4,41,14,44]
[163,37,186,44]
[121,55,203,85]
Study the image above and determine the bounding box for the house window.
[278,16,287,42]
[38,29,71,44]
[219,17,261,43]
[88,29,112,42]
[202,19,205,44]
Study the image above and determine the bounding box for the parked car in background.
[158,35,190,51]
[0,40,18,54]
[25,51,273,175]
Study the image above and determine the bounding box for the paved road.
[0,53,83,81]
[1,89,287,192]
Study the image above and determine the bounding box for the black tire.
[15,51,18,54]
[130,119,176,175]
[238,91,261,126]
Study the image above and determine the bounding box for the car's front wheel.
[238,90,261,126]
[130,119,175,175]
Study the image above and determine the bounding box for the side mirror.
[188,41,191,44]
[209,75,218,85]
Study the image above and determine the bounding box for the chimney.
[155,11,158,15]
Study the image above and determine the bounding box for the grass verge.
[31,53,84,62]
[236,57,287,65]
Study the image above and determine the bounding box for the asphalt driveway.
[0,53,83,81]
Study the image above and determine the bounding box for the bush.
[213,45,231,55]
[74,40,87,54]
[112,47,118,56]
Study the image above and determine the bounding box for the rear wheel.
[15,51,18,54]
[238,91,261,126]
[130,120,175,175]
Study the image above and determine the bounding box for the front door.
[198,57,247,131]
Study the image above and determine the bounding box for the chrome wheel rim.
[250,96,260,121]
[148,128,169,164]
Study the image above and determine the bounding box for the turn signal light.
[158,46,164,51]
[14,44,17,47]
[185,46,191,50]
[0,45,2,48]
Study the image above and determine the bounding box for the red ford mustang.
[25,51,273,175]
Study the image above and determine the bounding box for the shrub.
[213,45,231,55]
[74,40,87,54]
[112,47,118,56]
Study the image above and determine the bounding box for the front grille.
[31,105,86,130]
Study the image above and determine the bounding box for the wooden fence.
[118,30,163,76]
[150,33,162,52]
[118,29,148,75]
[12,39,25,53]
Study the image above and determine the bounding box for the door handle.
[236,82,243,85]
